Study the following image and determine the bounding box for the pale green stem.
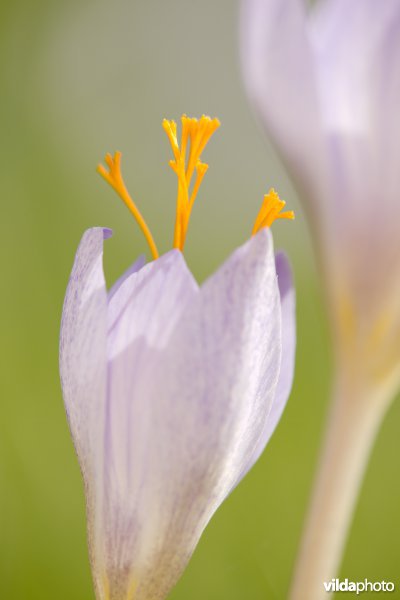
[289,369,392,600]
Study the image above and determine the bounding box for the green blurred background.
[1,0,399,598]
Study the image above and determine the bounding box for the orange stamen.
[97,152,159,260]
[163,115,220,251]
[252,188,295,235]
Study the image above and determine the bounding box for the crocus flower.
[241,0,400,597]
[241,0,400,393]
[60,115,295,600]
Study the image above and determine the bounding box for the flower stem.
[289,369,391,600]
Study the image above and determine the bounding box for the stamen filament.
[97,152,159,260]
[189,163,209,212]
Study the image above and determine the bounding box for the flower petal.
[59,227,110,478]
[108,255,146,301]
[107,249,199,358]
[245,252,295,472]
[240,0,324,191]
[309,0,400,142]
[99,229,283,599]
[93,250,199,597]
[306,0,400,351]
[107,255,148,333]
[230,251,295,489]
[273,252,296,416]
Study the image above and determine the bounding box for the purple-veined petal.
[108,255,146,301]
[246,252,295,470]
[59,227,110,479]
[107,254,148,333]
[231,251,295,487]
[107,249,199,358]
[273,252,296,421]
[92,250,199,598]
[99,229,282,600]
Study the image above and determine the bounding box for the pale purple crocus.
[241,1,400,597]
[241,0,400,390]
[60,223,295,599]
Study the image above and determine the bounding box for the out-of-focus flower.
[241,1,400,596]
[60,116,295,600]
[241,0,400,395]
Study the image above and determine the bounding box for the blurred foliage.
[1,1,399,598]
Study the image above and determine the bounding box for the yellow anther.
[252,188,295,235]
[97,152,159,260]
[163,114,220,251]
